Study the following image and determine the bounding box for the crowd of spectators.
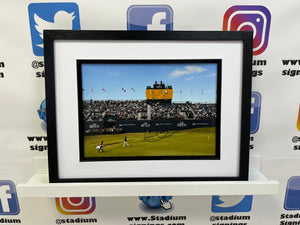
[83,100,216,121]
[104,100,147,120]
[83,101,105,121]
[189,103,217,120]
[83,100,147,121]
[150,102,190,120]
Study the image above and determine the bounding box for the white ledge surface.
[17,171,279,197]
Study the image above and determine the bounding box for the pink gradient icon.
[223,5,271,55]
[297,105,300,132]
[55,197,96,215]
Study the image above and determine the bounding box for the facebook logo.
[250,91,262,134]
[284,177,300,210]
[127,5,173,31]
[0,181,20,215]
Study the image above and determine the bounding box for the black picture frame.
[44,30,253,183]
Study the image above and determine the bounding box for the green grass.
[84,127,216,158]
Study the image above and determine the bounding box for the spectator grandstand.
[83,100,216,121]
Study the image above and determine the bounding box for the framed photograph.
[44,30,253,182]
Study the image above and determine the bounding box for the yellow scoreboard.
[146,88,173,100]
[145,81,173,101]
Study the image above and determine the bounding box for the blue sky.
[81,62,218,103]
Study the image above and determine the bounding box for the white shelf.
[17,153,279,197]
[17,171,279,197]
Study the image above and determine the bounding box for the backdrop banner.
[0,0,300,224]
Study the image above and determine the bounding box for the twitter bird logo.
[28,3,80,56]
[215,196,245,208]
[211,195,253,213]
[34,11,76,48]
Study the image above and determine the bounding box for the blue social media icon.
[127,5,173,31]
[28,2,80,56]
[250,91,262,134]
[211,195,253,213]
[37,99,47,123]
[0,181,20,215]
[284,176,300,210]
[139,196,173,208]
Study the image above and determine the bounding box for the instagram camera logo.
[28,2,80,56]
[223,5,271,55]
[56,197,96,215]
[250,91,262,134]
[127,5,173,31]
[0,181,20,215]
